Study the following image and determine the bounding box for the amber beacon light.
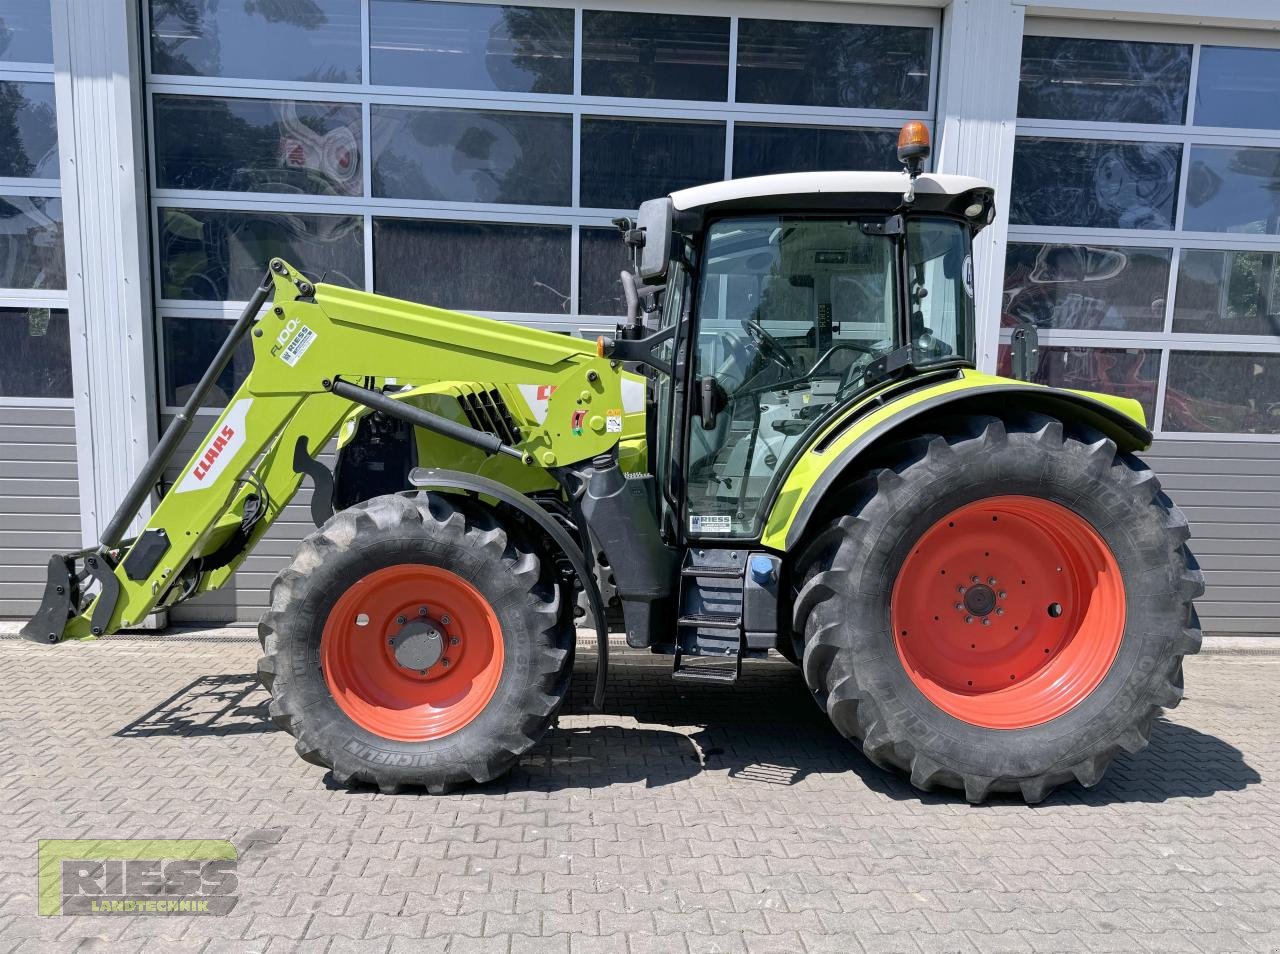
[897,121,931,202]
[897,121,931,171]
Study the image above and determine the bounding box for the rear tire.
[794,414,1202,803]
[257,492,573,793]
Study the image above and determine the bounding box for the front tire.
[794,414,1203,803]
[257,492,573,793]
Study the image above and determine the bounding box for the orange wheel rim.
[321,564,504,742]
[891,496,1124,730]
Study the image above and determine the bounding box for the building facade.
[1,0,1278,632]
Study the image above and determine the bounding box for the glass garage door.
[1002,21,1280,633]
[143,0,939,412]
[1003,21,1280,440]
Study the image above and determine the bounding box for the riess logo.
[39,839,239,916]
[192,425,235,483]
[174,399,253,494]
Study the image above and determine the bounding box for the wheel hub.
[389,618,446,672]
[961,582,997,617]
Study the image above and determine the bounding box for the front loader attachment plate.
[20,549,123,644]
[20,555,75,644]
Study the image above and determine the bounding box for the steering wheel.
[741,318,796,371]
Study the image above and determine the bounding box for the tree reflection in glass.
[150,0,362,83]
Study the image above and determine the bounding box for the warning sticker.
[280,325,317,366]
[605,408,623,433]
[689,514,732,534]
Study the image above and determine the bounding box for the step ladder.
[672,553,746,684]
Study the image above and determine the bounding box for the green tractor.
[22,126,1201,802]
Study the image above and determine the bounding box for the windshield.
[697,216,900,395]
[686,216,898,537]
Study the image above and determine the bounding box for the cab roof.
[670,171,993,215]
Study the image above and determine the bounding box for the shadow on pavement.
[114,673,273,738]
[115,655,1261,803]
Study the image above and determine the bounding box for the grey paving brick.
[0,642,1275,954]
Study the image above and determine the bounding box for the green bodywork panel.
[758,369,1148,551]
[62,263,642,639]
[334,381,647,492]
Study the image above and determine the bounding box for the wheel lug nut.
[441,615,451,625]
[995,607,1004,616]
[957,585,966,594]
[395,615,407,625]
[971,575,980,583]
[964,616,973,624]
[954,602,963,611]
[988,577,997,586]
[441,658,450,668]
[419,607,428,616]
[981,617,991,626]
[449,637,459,646]
[999,591,1007,599]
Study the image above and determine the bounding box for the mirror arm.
[601,324,675,377]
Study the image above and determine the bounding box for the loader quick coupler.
[21,554,75,644]
[21,547,121,644]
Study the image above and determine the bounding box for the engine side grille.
[457,388,523,446]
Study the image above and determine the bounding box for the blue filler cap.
[750,555,775,585]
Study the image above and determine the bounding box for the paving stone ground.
[0,633,1275,953]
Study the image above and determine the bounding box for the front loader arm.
[24,259,625,642]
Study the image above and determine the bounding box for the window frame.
[0,54,69,407]
[1009,18,1280,442]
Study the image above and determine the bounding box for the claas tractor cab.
[21,123,1201,802]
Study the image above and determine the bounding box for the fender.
[761,370,1152,552]
[407,467,609,709]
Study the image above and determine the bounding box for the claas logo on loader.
[192,425,235,483]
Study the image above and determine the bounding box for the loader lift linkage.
[20,123,1202,802]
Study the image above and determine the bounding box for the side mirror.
[636,198,673,283]
[1010,320,1040,382]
